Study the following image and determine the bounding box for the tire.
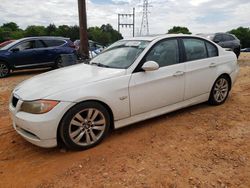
[59,101,111,150]
[0,62,10,78]
[208,75,230,105]
[53,56,63,69]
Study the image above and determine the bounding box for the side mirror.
[141,61,159,72]
[11,48,20,52]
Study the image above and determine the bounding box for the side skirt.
[114,93,209,129]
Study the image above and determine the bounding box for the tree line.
[0,22,123,46]
[0,22,249,48]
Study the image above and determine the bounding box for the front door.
[9,40,36,67]
[129,39,185,116]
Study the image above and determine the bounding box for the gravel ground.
[0,54,250,188]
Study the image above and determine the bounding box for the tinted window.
[214,34,224,42]
[145,39,179,67]
[43,39,65,47]
[183,38,207,61]
[224,34,235,41]
[35,40,46,48]
[206,42,218,57]
[15,41,34,51]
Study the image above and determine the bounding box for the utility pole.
[78,0,89,59]
[118,8,135,37]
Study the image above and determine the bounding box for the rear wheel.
[208,75,230,105]
[53,57,63,69]
[0,62,10,78]
[59,102,111,150]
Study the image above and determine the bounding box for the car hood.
[13,63,126,101]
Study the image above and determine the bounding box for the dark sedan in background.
[198,33,241,58]
[0,36,76,78]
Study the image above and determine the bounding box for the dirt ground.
[0,54,250,188]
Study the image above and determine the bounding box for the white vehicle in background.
[9,34,239,150]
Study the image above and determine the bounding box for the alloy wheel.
[69,108,106,146]
[213,78,229,103]
[0,63,9,78]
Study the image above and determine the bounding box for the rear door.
[42,39,66,61]
[182,38,218,100]
[30,40,52,64]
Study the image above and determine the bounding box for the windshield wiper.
[91,62,112,68]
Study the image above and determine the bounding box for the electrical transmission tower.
[140,0,149,36]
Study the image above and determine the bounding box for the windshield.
[89,40,150,69]
[0,39,22,50]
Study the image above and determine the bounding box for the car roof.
[20,36,70,41]
[124,34,205,42]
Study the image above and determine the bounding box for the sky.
[0,0,249,37]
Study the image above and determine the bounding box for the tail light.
[69,43,76,49]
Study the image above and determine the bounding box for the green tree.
[46,24,57,36]
[88,24,122,45]
[24,25,46,37]
[1,22,19,32]
[168,26,191,34]
[229,27,250,48]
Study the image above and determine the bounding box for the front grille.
[12,96,18,107]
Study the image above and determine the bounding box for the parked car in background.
[0,36,76,78]
[197,33,241,58]
[0,40,15,49]
[9,35,239,150]
[74,40,105,58]
[241,48,250,52]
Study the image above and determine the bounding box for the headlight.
[20,100,59,114]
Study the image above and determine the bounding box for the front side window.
[145,39,179,67]
[214,34,224,42]
[224,34,235,41]
[90,40,150,69]
[15,41,34,51]
[183,38,207,61]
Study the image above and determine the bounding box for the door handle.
[173,71,184,77]
[209,63,217,68]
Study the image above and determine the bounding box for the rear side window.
[43,40,65,47]
[35,40,46,48]
[206,42,218,57]
[183,38,207,61]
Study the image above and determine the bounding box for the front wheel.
[0,62,10,78]
[208,76,230,105]
[59,102,111,150]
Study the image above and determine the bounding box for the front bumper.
[9,97,73,148]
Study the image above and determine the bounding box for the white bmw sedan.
[9,35,239,150]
